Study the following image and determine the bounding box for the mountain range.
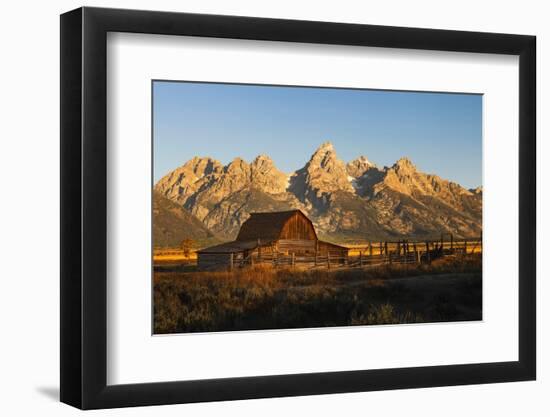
[152,190,219,247]
[154,142,482,245]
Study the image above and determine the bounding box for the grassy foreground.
[154,254,482,334]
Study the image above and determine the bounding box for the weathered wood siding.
[277,239,316,254]
[279,212,317,240]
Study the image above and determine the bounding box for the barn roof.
[317,240,349,251]
[236,210,314,241]
[197,239,273,254]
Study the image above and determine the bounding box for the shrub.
[153,254,482,333]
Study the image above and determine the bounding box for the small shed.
[197,210,348,270]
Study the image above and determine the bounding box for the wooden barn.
[197,210,348,270]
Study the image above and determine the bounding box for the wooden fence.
[227,235,482,270]
[155,234,482,270]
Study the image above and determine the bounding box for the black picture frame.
[60,6,536,410]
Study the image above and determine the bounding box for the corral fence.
[228,234,482,270]
[155,234,482,271]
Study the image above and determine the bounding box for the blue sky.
[153,81,482,189]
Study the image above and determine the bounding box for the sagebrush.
[154,254,482,333]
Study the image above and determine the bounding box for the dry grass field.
[154,249,197,263]
[154,253,482,334]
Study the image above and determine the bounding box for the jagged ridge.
[154,142,482,242]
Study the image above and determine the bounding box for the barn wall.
[277,239,316,254]
[279,212,317,240]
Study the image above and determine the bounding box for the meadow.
[154,254,482,334]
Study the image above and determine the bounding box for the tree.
[180,238,195,258]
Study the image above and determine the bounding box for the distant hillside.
[155,142,482,242]
[153,191,219,248]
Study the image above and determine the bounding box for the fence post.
[369,241,373,257]
[379,241,383,256]
[315,241,319,266]
[271,245,275,266]
[397,240,401,260]
[229,253,234,271]
[327,253,331,269]
[257,239,262,263]
[425,241,431,264]
[291,252,295,267]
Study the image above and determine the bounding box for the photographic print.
[152,81,483,335]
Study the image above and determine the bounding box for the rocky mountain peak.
[356,155,372,165]
[155,156,222,203]
[251,154,274,169]
[304,142,353,192]
[185,156,222,177]
[347,155,375,178]
[309,141,339,169]
[307,141,339,169]
[225,157,250,173]
[316,141,335,152]
[287,142,354,209]
[393,157,417,173]
[250,154,288,194]
[380,157,429,195]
